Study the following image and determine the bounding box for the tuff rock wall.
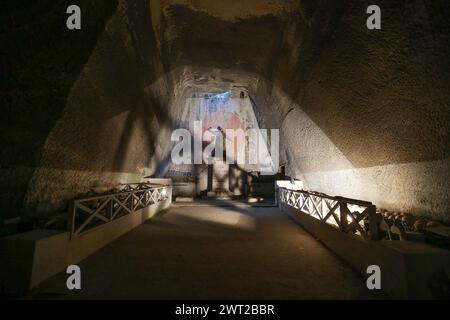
[1,0,449,221]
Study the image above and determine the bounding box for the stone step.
[207,190,232,199]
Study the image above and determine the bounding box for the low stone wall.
[0,186,172,295]
[281,203,450,299]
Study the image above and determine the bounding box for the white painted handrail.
[278,187,379,240]
[69,183,170,238]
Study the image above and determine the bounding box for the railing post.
[274,184,278,206]
[279,188,285,211]
[108,196,113,221]
[368,204,380,240]
[68,200,76,239]
[339,202,349,232]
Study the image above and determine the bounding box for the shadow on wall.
[0,0,119,219]
[247,0,450,220]
[20,0,175,218]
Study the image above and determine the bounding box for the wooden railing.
[69,183,170,238]
[278,188,380,240]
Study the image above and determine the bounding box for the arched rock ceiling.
[149,0,302,92]
[161,67,259,97]
[151,0,298,23]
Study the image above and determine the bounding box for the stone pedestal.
[207,160,231,199]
